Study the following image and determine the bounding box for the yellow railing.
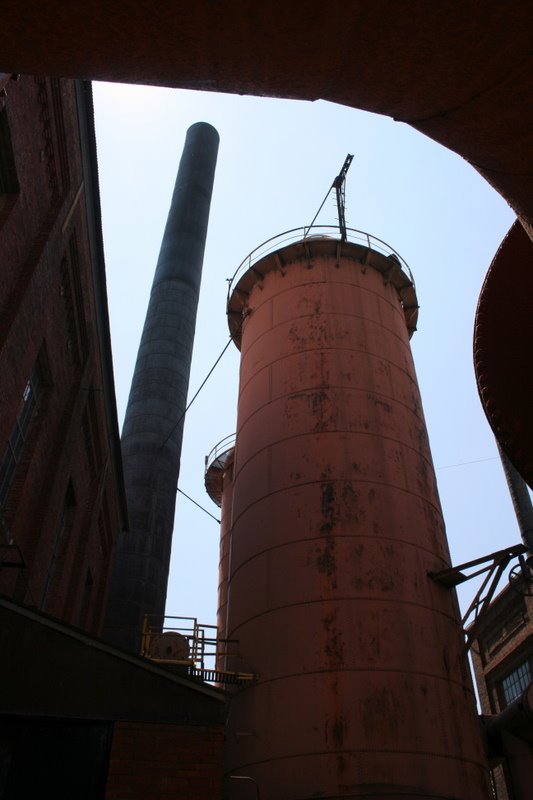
[141,614,258,685]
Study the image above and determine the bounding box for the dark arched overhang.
[2,0,532,481]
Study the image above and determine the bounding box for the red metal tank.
[205,435,236,671]
[223,229,491,799]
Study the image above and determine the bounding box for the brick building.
[470,578,533,798]
[0,74,126,633]
[0,75,226,799]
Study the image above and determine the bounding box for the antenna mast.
[333,154,353,240]
[304,153,354,240]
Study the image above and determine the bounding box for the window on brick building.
[0,106,19,201]
[40,480,77,613]
[60,233,89,369]
[500,657,533,707]
[0,348,50,509]
[81,390,103,482]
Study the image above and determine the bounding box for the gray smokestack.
[498,444,533,558]
[105,122,219,651]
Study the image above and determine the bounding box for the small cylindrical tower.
[205,434,236,671]
[105,122,219,652]
[223,229,490,799]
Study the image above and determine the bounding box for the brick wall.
[470,585,533,799]
[0,75,123,635]
[471,590,532,716]
[105,722,224,800]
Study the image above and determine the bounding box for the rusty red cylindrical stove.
[205,435,236,672]
[221,230,490,799]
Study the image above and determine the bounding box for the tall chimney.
[105,122,219,652]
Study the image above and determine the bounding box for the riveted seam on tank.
[239,309,413,369]
[235,347,422,414]
[238,276,408,329]
[226,517,451,577]
[231,428,437,490]
[221,666,476,701]
[232,479,450,560]
[240,332,415,392]
[237,349,422,403]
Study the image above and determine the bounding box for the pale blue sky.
[93,81,518,631]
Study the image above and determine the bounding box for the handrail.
[205,433,236,474]
[226,225,414,303]
[141,614,255,684]
[141,614,219,670]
